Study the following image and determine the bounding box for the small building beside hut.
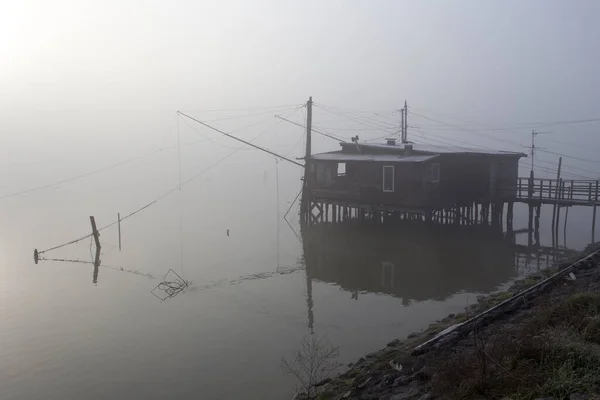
[304,139,527,212]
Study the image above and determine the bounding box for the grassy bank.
[432,290,600,399]
[312,244,600,400]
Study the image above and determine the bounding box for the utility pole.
[305,96,313,159]
[402,100,408,144]
[530,129,551,175]
[530,130,537,174]
[301,96,313,223]
[400,105,404,140]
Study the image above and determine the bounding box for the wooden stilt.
[593,205,597,244]
[534,205,541,246]
[528,204,534,247]
[564,206,569,249]
[507,202,514,233]
[555,180,563,247]
[552,158,563,246]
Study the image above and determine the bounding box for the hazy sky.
[1,0,600,178]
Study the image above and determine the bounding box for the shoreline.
[302,243,600,400]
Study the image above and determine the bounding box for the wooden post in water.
[527,170,534,247]
[564,206,569,249]
[563,183,574,248]
[551,157,562,247]
[534,205,541,246]
[90,216,100,252]
[118,213,122,251]
[555,180,563,248]
[90,216,101,284]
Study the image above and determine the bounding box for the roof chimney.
[404,143,413,156]
[386,138,396,146]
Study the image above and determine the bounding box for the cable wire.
[37,118,287,256]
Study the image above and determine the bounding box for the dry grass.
[431,292,600,400]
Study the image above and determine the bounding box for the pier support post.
[555,180,564,248]
[593,181,598,243]
[506,202,514,233]
[534,205,541,246]
[593,206,597,244]
[528,204,534,247]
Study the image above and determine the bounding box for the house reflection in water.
[302,222,517,305]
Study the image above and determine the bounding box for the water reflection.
[302,222,519,303]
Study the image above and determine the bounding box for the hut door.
[383,165,395,192]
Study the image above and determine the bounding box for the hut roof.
[309,151,439,163]
[337,142,527,157]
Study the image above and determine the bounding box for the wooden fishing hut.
[302,138,527,227]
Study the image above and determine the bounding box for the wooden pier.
[516,177,600,207]
[301,175,600,248]
[515,176,600,246]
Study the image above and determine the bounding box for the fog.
[1,1,600,399]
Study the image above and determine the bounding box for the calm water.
[0,152,595,400]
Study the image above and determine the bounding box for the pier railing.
[515,178,600,206]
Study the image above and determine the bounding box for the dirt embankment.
[310,244,600,400]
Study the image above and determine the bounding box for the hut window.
[383,165,395,192]
[337,162,346,176]
[431,163,440,183]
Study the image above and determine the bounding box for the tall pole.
[530,130,536,173]
[301,97,313,224]
[551,157,562,248]
[530,129,550,176]
[403,100,408,143]
[400,105,405,140]
[305,96,312,159]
